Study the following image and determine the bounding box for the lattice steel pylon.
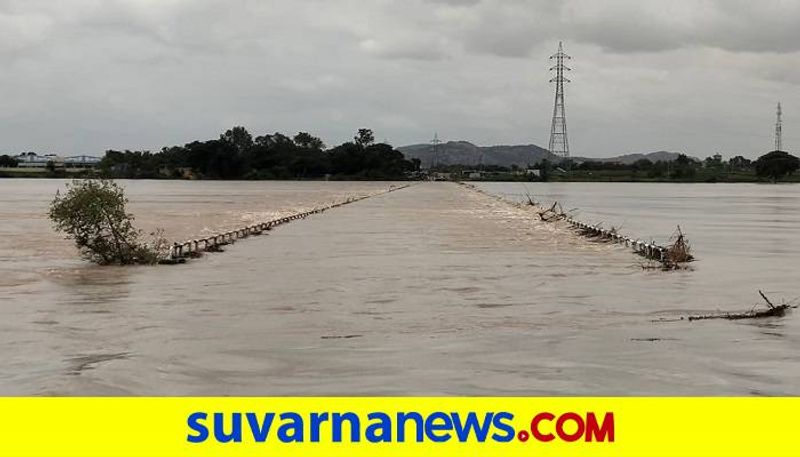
[431,132,441,169]
[775,103,783,151]
[548,41,571,161]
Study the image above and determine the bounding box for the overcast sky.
[1,0,798,158]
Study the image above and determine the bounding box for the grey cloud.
[0,0,797,159]
[431,0,800,56]
[425,0,482,5]
[359,37,449,61]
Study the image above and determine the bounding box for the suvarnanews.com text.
[187,410,614,445]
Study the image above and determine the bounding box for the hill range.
[398,141,684,168]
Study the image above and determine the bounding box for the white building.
[15,152,61,168]
[65,155,102,168]
[15,152,100,169]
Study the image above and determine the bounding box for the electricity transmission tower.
[431,133,441,169]
[775,103,783,151]
[548,41,571,161]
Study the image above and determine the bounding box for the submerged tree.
[49,179,166,265]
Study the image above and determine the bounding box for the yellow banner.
[0,398,796,457]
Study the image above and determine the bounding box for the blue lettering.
[452,412,493,442]
[365,412,392,443]
[187,412,208,443]
[397,412,424,443]
[277,413,304,442]
[246,413,275,442]
[310,412,329,442]
[424,412,453,443]
[214,412,242,443]
[491,412,515,442]
[332,412,360,442]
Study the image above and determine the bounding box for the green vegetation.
[754,151,800,182]
[49,179,168,265]
[98,127,418,180]
[0,155,18,167]
[442,151,800,183]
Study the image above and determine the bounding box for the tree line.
[98,127,420,180]
[545,151,799,182]
[430,150,799,183]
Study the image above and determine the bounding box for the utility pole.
[548,41,571,162]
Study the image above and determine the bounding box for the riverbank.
[0,168,410,181]
[459,169,800,183]
[0,168,93,178]
[6,166,796,183]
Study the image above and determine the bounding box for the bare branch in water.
[685,291,796,321]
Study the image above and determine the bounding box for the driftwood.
[664,226,693,264]
[686,291,796,321]
[538,201,569,222]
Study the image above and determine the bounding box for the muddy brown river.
[1,180,798,395]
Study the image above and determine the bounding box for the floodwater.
[0,179,798,395]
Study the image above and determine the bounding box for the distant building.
[15,152,61,168]
[65,155,102,168]
[462,170,486,180]
[15,152,100,169]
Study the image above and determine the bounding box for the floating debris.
[685,291,797,321]
[321,334,363,340]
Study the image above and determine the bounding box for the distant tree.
[704,154,724,169]
[670,154,698,179]
[328,140,413,178]
[754,150,800,181]
[354,128,375,148]
[99,150,160,178]
[559,158,575,170]
[255,132,293,148]
[91,127,414,181]
[729,155,752,170]
[184,139,242,179]
[329,142,367,176]
[647,161,666,178]
[0,155,18,167]
[632,158,653,171]
[538,159,551,181]
[45,160,56,173]
[220,126,254,153]
[49,180,167,265]
[293,132,325,150]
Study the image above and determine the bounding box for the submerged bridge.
[166,184,411,262]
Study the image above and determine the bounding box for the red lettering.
[531,411,614,443]
[530,412,555,442]
[555,412,585,442]
[585,412,615,442]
